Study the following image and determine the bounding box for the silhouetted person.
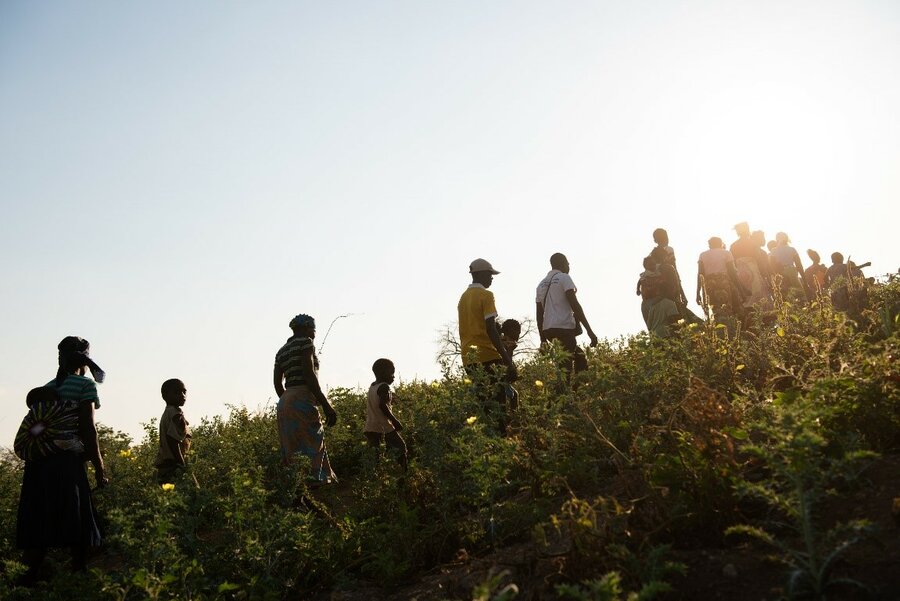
[274,314,337,485]
[730,222,770,310]
[365,359,408,471]
[16,337,107,586]
[804,250,828,298]
[155,379,192,486]
[536,253,599,379]
[697,236,745,321]
[458,258,516,434]
[770,232,808,302]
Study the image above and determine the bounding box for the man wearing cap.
[458,258,517,433]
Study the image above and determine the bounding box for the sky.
[2,0,899,446]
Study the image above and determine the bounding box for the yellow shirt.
[457,284,501,366]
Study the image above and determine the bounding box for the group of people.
[13,329,407,586]
[456,253,600,433]
[11,231,875,585]
[637,224,872,334]
[272,313,409,488]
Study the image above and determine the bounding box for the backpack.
[14,401,84,462]
[640,272,663,300]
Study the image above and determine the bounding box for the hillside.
[3,281,900,600]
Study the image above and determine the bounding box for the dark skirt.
[16,452,102,549]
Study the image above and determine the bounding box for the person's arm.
[674,268,688,305]
[274,365,285,398]
[78,401,107,488]
[565,289,598,346]
[636,277,643,296]
[301,349,337,426]
[792,249,805,277]
[166,435,185,466]
[376,384,403,431]
[696,260,704,306]
[535,302,545,343]
[485,317,517,380]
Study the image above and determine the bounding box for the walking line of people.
[10,231,877,586]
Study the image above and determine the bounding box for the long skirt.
[277,386,335,482]
[735,257,770,309]
[17,452,102,549]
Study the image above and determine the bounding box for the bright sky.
[2,1,899,445]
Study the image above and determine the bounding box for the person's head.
[372,358,395,383]
[751,230,766,247]
[767,240,778,252]
[549,252,569,273]
[26,386,58,408]
[807,249,821,265]
[775,232,790,246]
[469,258,499,288]
[652,228,669,246]
[500,318,521,341]
[707,236,723,250]
[831,252,844,265]
[734,222,750,238]
[161,378,187,406]
[643,256,656,271]
[289,314,316,338]
[56,336,105,386]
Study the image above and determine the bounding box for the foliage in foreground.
[1,280,899,599]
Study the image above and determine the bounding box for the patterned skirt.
[735,257,770,309]
[277,386,335,482]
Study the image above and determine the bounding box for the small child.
[364,359,408,470]
[498,319,521,411]
[499,319,521,356]
[155,378,192,486]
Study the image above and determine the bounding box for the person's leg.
[468,361,508,434]
[384,431,408,470]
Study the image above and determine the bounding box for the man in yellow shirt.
[458,258,517,434]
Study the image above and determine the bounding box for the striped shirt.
[47,374,99,407]
[274,336,317,388]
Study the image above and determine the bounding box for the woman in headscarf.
[16,336,107,585]
[273,314,338,485]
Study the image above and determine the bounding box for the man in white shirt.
[535,253,599,377]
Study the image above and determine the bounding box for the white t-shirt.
[536,270,577,330]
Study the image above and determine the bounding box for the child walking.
[155,378,192,486]
[365,359,408,470]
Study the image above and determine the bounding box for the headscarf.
[289,314,316,330]
[56,336,106,388]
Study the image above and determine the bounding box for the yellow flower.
[534,380,544,388]
[466,416,478,425]
[161,483,175,491]
[118,449,132,458]
[431,381,440,388]
[463,378,472,385]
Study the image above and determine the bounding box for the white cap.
[469,258,500,274]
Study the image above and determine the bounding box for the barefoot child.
[155,378,192,485]
[365,359,408,470]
